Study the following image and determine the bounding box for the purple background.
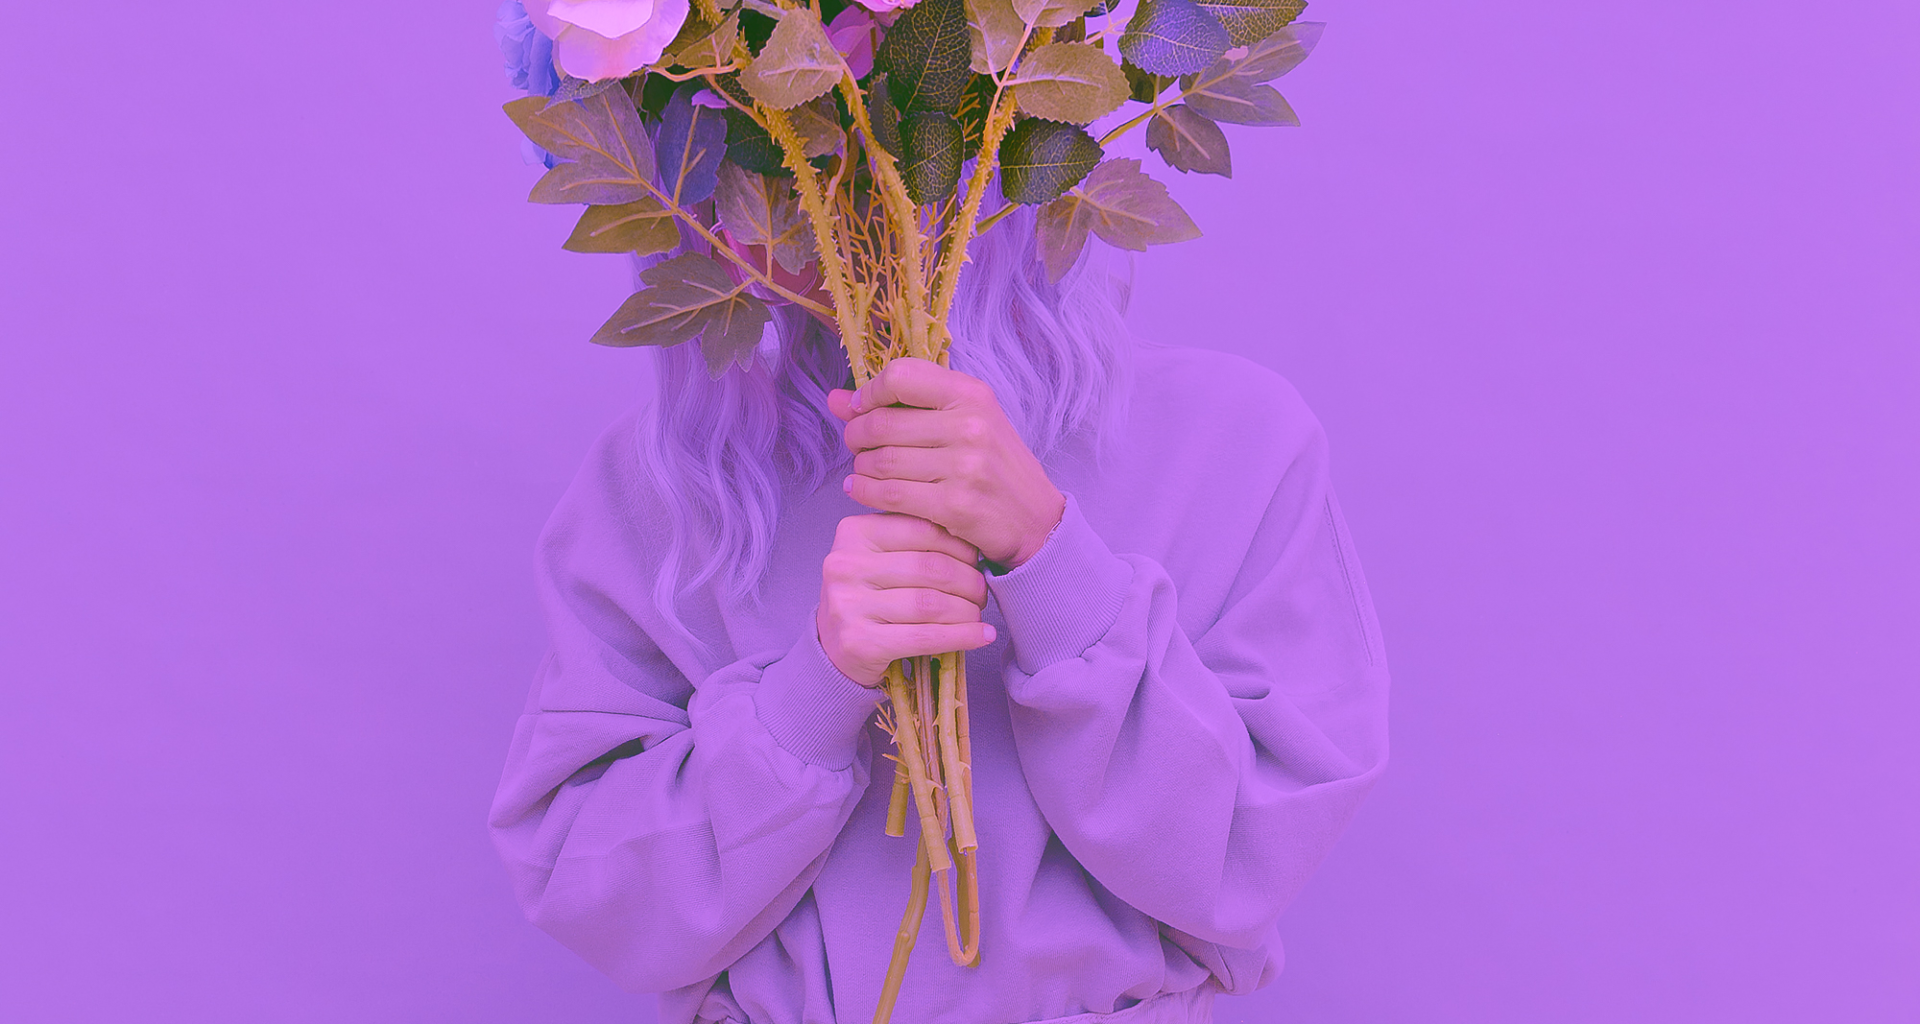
[2,1,1914,1020]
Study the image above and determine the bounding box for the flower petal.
[547,0,659,39]
[550,0,690,80]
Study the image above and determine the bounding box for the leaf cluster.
[498,0,1326,374]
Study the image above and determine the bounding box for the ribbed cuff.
[986,492,1133,676]
[755,627,883,769]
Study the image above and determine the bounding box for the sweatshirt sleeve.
[487,429,882,994]
[985,411,1390,953]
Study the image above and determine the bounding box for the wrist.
[1005,488,1067,568]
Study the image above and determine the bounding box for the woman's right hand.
[816,513,997,687]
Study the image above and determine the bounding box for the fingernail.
[849,391,865,412]
[982,624,997,643]
[842,475,853,494]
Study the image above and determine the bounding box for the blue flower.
[495,0,562,166]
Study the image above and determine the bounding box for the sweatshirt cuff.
[986,492,1133,676]
[755,626,883,769]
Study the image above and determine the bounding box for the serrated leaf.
[789,94,845,158]
[723,106,790,176]
[508,89,659,206]
[698,303,772,377]
[666,12,741,71]
[868,72,905,158]
[1124,62,1176,103]
[901,112,964,205]
[656,86,730,205]
[1232,20,1322,81]
[1181,72,1298,125]
[739,8,844,109]
[592,253,771,377]
[1013,0,1103,28]
[551,75,625,104]
[715,163,817,274]
[563,199,681,255]
[877,0,972,115]
[1190,0,1303,47]
[970,0,1102,74]
[1034,157,1200,279]
[999,117,1103,204]
[965,0,1025,74]
[1145,103,1230,175]
[1118,0,1230,76]
[1008,43,1129,124]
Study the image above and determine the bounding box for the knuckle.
[960,415,989,441]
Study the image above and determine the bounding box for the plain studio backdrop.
[1,1,1914,1021]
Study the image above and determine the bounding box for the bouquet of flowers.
[497,0,1321,1016]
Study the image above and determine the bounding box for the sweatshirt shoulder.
[537,402,670,567]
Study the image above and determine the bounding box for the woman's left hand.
[830,358,1066,570]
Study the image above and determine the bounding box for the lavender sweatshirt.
[489,343,1390,1024]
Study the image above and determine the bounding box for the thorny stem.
[760,103,871,364]
[883,664,954,876]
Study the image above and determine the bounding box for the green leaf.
[665,12,741,71]
[901,111,964,205]
[551,75,625,104]
[868,73,906,159]
[507,89,659,206]
[1013,0,1103,29]
[714,163,817,274]
[1118,0,1230,76]
[789,94,846,158]
[1035,157,1200,280]
[999,117,1103,204]
[1189,0,1304,47]
[965,0,1026,74]
[1124,62,1176,103]
[1008,42,1129,124]
[591,253,772,378]
[739,8,844,110]
[1181,72,1298,125]
[1145,103,1230,175]
[1232,20,1323,81]
[877,0,973,115]
[656,86,730,205]
[723,106,790,176]
[562,199,682,255]
[970,0,1101,74]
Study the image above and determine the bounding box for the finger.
[852,445,951,484]
[871,621,998,662]
[850,358,980,414]
[864,587,985,626]
[843,406,958,452]
[864,550,988,606]
[846,474,946,525]
[846,513,976,564]
[827,389,857,423]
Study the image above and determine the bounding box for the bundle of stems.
[678,8,1052,1022]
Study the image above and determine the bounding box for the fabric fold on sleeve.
[755,624,883,769]
[985,491,1134,675]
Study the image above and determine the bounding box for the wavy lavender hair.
[635,202,1137,645]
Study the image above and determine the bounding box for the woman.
[488,205,1390,1024]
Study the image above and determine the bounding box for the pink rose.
[853,0,920,11]
[825,6,881,79]
[523,0,693,81]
